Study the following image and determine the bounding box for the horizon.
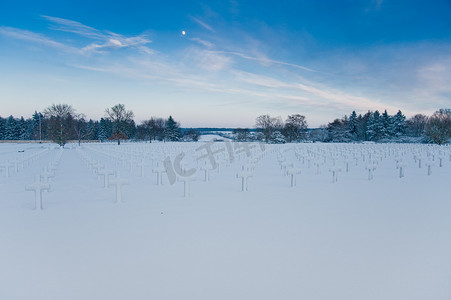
[1,0,451,127]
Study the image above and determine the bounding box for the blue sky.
[1,0,451,127]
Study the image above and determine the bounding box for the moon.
[181,30,186,36]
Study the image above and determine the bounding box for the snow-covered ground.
[0,142,450,300]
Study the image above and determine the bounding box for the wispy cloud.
[41,15,104,39]
[213,50,316,72]
[190,16,216,32]
[0,26,77,52]
[189,37,214,48]
[3,13,440,126]
[41,15,153,55]
[231,70,400,113]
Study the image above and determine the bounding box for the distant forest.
[0,104,450,145]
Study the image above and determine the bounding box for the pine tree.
[164,116,181,141]
[327,117,351,142]
[4,116,19,140]
[366,111,383,141]
[31,111,43,140]
[17,117,28,140]
[25,118,36,140]
[269,130,286,144]
[390,110,406,137]
[86,120,98,140]
[0,116,5,140]
[381,110,391,138]
[98,118,112,141]
[349,111,358,139]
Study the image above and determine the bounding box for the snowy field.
[1,141,450,300]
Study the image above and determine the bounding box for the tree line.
[247,109,450,145]
[1,104,450,145]
[0,104,192,146]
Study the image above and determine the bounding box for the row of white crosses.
[277,150,303,186]
[236,145,270,191]
[77,147,131,204]
[25,148,63,210]
[87,141,275,195]
[0,148,49,178]
[84,143,203,199]
[293,144,407,182]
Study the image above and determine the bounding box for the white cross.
[0,162,14,178]
[178,174,196,198]
[137,159,150,178]
[11,159,23,173]
[314,159,323,175]
[438,156,445,167]
[152,163,166,186]
[329,166,341,183]
[199,163,210,182]
[109,171,129,203]
[97,168,115,188]
[344,158,353,172]
[286,167,301,187]
[40,166,55,183]
[397,161,407,178]
[91,162,102,175]
[365,163,377,181]
[281,161,293,176]
[237,170,253,191]
[25,174,51,210]
[425,160,434,176]
[417,156,423,168]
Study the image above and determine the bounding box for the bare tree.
[43,104,75,146]
[283,114,308,142]
[255,115,283,143]
[425,109,451,145]
[73,114,95,146]
[405,114,428,137]
[105,104,134,145]
[141,117,165,142]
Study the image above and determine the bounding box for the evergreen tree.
[390,110,406,137]
[356,112,371,141]
[24,118,36,140]
[86,120,98,140]
[17,117,28,140]
[381,110,391,138]
[269,130,286,144]
[366,111,383,141]
[31,111,45,141]
[164,116,181,141]
[4,116,18,140]
[98,118,112,141]
[348,111,358,139]
[122,119,136,139]
[327,117,351,142]
[233,128,251,142]
[0,116,5,140]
